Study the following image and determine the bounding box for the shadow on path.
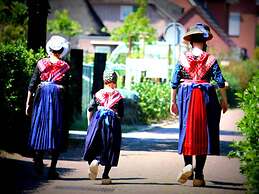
[0,157,47,194]
[0,157,74,194]
[58,134,237,162]
[205,180,245,191]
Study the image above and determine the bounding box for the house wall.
[228,0,257,57]
[92,3,169,37]
[175,0,257,58]
[230,13,257,57]
[206,0,257,57]
[206,1,229,32]
[48,0,257,58]
[171,0,192,13]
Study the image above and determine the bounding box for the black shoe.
[193,178,206,187]
[48,169,60,180]
[102,176,112,185]
[193,173,205,187]
[34,160,44,175]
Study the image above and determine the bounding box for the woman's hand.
[25,104,32,116]
[170,101,178,116]
[25,91,32,116]
[219,86,228,114]
[220,100,228,114]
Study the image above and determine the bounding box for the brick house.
[48,0,258,58]
[174,0,258,58]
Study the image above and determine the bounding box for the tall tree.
[0,0,28,43]
[47,9,83,39]
[111,0,156,56]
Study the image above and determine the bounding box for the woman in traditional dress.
[25,35,70,179]
[83,70,124,185]
[170,23,228,187]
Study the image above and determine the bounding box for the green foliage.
[111,0,156,55]
[252,47,259,61]
[132,80,171,123]
[228,72,259,193]
[47,9,83,38]
[0,1,28,43]
[221,59,259,107]
[0,42,45,111]
[84,53,95,64]
[0,42,45,152]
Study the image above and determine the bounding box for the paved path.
[1,109,245,194]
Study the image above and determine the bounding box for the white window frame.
[120,5,133,21]
[228,12,240,36]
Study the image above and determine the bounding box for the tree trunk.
[27,0,50,51]
[128,36,132,56]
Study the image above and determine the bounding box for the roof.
[149,0,183,21]
[83,0,110,36]
[48,0,109,36]
[90,0,183,21]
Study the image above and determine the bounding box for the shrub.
[132,80,171,124]
[228,72,259,193]
[221,59,259,107]
[222,71,241,107]
[0,1,28,43]
[0,42,45,153]
[118,89,141,125]
[252,47,259,61]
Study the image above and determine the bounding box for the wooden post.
[91,53,107,96]
[68,49,83,117]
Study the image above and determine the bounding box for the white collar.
[192,47,203,57]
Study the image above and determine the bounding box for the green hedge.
[132,80,171,124]
[0,42,45,153]
[228,72,259,193]
[221,59,259,107]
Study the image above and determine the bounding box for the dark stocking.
[48,151,60,179]
[33,151,44,174]
[195,155,207,179]
[102,166,111,179]
[183,155,192,166]
[50,151,59,170]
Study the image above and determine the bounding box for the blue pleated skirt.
[28,82,64,151]
[83,108,122,166]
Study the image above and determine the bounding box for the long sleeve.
[211,62,225,88]
[171,63,182,89]
[117,99,124,119]
[87,97,98,112]
[28,66,40,93]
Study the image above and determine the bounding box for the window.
[228,12,240,36]
[120,5,133,20]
